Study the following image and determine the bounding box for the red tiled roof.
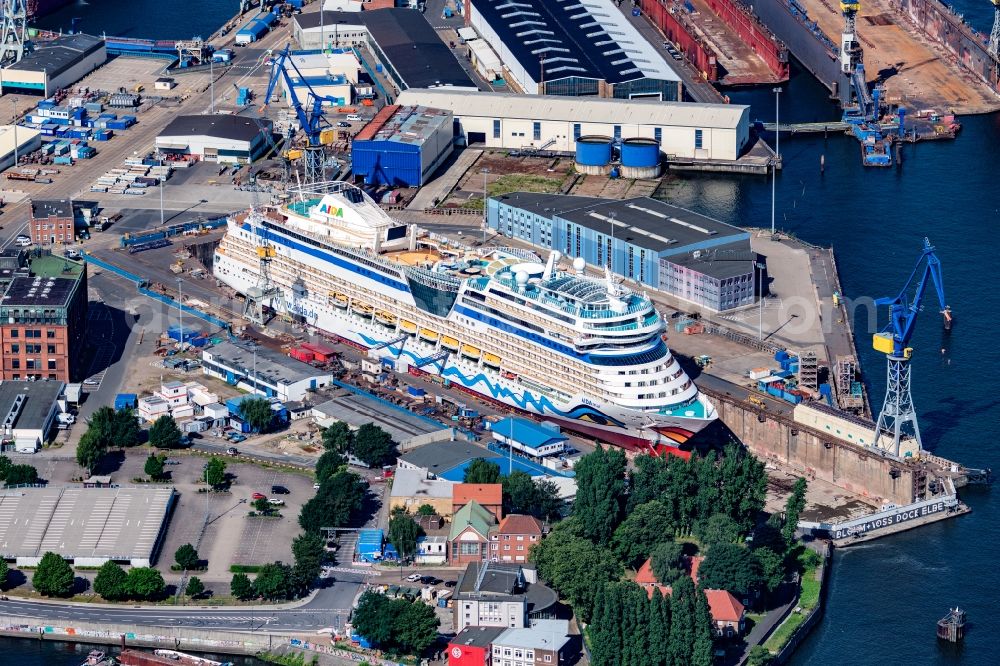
[354,104,398,141]
[689,555,704,583]
[635,558,658,586]
[704,589,745,623]
[453,483,503,507]
[497,513,543,536]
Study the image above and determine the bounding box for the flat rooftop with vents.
[0,486,175,567]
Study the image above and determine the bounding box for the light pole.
[210,57,215,114]
[771,87,781,236]
[177,277,184,344]
[158,152,165,227]
[757,261,764,341]
[11,98,18,168]
[481,167,489,245]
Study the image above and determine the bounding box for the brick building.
[635,555,746,637]
[449,500,496,566]
[453,483,503,522]
[0,253,87,382]
[490,514,544,564]
[29,199,98,245]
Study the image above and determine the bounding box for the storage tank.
[574,135,613,175]
[619,137,662,178]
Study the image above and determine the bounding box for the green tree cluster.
[572,447,628,545]
[231,572,254,600]
[351,590,440,656]
[77,407,141,472]
[463,458,501,484]
[782,477,808,546]
[145,454,166,480]
[4,463,39,486]
[92,562,166,601]
[696,542,761,597]
[291,533,325,593]
[148,415,183,449]
[204,457,227,488]
[315,450,345,485]
[238,397,276,433]
[298,470,365,535]
[174,544,201,570]
[351,424,397,468]
[33,552,75,597]
[0,557,8,590]
[228,563,298,602]
[321,421,352,452]
[502,471,563,521]
[388,513,422,562]
[649,540,686,587]
[186,577,205,598]
[611,500,676,568]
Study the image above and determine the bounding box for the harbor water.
[10,1,999,664]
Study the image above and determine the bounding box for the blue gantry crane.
[871,238,952,457]
[261,44,338,185]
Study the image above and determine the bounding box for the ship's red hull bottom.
[543,416,694,461]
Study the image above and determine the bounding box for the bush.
[125,567,165,600]
[174,543,200,571]
[148,415,183,449]
[5,463,39,486]
[186,576,205,598]
[231,572,255,600]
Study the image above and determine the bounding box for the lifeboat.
[330,292,348,309]
[482,352,501,369]
[352,302,374,318]
[419,328,441,342]
[501,370,518,381]
[399,319,417,334]
[460,344,481,360]
[375,310,396,326]
[441,336,459,351]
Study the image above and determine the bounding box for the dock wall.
[897,0,1000,94]
[702,386,918,505]
[744,0,851,103]
[704,0,790,80]
[640,0,720,81]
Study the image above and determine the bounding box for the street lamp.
[11,98,18,168]
[481,167,490,245]
[177,277,184,345]
[158,152,165,228]
[771,87,782,236]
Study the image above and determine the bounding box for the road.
[0,572,367,632]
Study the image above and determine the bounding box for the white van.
[346,114,362,122]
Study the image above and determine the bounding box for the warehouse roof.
[495,193,748,253]
[398,439,502,475]
[492,417,567,449]
[0,486,173,563]
[6,34,105,78]
[361,9,476,89]
[354,104,452,144]
[389,468,455,501]
[159,115,271,142]
[2,274,80,308]
[30,199,72,219]
[0,125,40,159]
[472,0,678,84]
[0,380,64,432]
[294,10,366,31]
[396,89,749,129]
[206,341,321,385]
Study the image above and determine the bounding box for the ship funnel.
[542,251,558,280]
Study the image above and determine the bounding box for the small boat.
[937,607,966,642]
[419,328,440,342]
[80,650,109,666]
[351,302,373,317]
[483,352,501,368]
[399,319,417,334]
[375,310,396,326]
[441,335,459,351]
[330,292,348,309]
[501,370,518,381]
[461,344,481,359]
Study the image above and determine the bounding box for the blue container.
[375,63,383,73]
[38,100,54,110]
[115,394,138,410]
[620,138,660,168]
[775,350,789,362]
[575,135,613,166]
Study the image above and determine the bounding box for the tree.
[416,503,436,516]
[148,415,183,449]
[5,464,38,486]
[694,513,740,547]
[298,470,365,535]
[393,596,440,654]
[315,450,345,485]
[292,533,325,592]
[388,513,422,562]
[238,397,274,433]
[204,457,226,488]
[530,520,622,622]
[186,576,205,598]
[174,543,200,571]
[0,557,7,590]
[650,540,686,586]
[231,572,254,601]
[352,591,396,647]
[612,500,676,568]
[749,645,774,666]
[716,445,768,535]
[463,458,501,484]
[93,561,128,601]
[144,454,165,480]
[697,542,761,596]
[351,423,397,467]
[691,587,715,666]
[0,455,11,480]
[253,497,271,514]
[32,552,74,597]
[110,408,141,448]
[572,446,627,545]
[126,567,165,600]
[322,421,352,452]
[753,547,785,593]
[253,562,293,601]
[76,429,106,473]
[502,471,564,521]
[782,477,808,546]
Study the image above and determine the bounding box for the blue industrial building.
[351,104,454,187]
[486,193,761,312]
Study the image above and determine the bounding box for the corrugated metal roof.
[395,89,748,129]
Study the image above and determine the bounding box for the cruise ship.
[213,183,717,454]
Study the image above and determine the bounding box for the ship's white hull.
[215,251,714,453]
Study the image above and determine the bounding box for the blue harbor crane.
[871,238,952,457]
[261,44,338,185]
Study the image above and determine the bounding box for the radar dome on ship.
[573,257,586,274]
[515,270,529,286]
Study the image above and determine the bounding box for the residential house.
[453,483,503,522]
[635,555,746,637]
[490,514,544,564]
[449,500,496,566]
[453,561,559,632]
[388,467,455,517]
[416,535,448,565]
[491,620,572,666]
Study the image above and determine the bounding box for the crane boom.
[871,238,952,458]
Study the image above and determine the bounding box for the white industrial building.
[201,341,334,402]
[466,39,502,83]
[155,115,273,164]
[395,89,751,162]
[0,380,64,454]
[0,125,41,172]
[293,11,369,49]
[0,34,106,95]
[280,52,356,106]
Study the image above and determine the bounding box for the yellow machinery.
[747,394,767,408]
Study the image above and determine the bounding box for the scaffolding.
[797,350,819,390]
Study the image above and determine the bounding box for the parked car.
[420,576,441,585]
[313,482,321,490]
[14,235,31,247]
[230,434,247,443]
[336,121,351,127]
[226,446,240,456]
[252,492,266,500]
[444,580,457,588]
[268,498,285,506]
[405,573,422,582]
[271,485,290,495]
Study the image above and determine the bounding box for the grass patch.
[255,651,318,666]
[763,612,807,652]
[488,173,563,197]
[762,547,824,654]
[230,564,263,574]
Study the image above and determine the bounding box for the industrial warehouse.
[469,0,681,99]
[351,104,454,187]
[487,192,759,312]
[155,115,274,164]
[0,33,107,95]
[394,89,751,162]
[0,486,175,567]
